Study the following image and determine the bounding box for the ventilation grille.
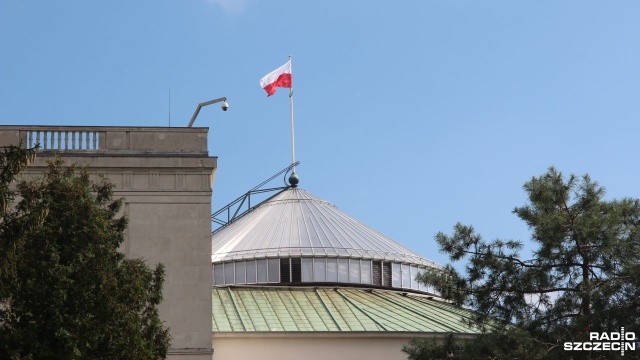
[372,261,382,286]
[382,262,392,287]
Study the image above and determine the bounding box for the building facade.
[1,126,216,360]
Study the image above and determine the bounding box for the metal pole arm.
[187,97,227,127]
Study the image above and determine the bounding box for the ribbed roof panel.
[212,188,440,268]
[212,286,481,333]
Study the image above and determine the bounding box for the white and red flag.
[259,59,292,96]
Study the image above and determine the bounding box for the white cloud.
[208,0,247,15]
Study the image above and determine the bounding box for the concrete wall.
[2,126,216,360]
[211,333,442,360]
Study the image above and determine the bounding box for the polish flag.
[259,59,292,96]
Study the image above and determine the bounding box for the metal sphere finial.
[288,171,300,187]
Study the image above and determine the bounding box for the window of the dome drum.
[372,261,382,286]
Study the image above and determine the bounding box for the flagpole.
[288,55,296,171]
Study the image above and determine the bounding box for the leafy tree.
[402,333,462,360]
[0,145,39,299]
[0,155,170,359]
[408,167,640,359]
[403,329,546,360]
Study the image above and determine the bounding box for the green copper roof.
[212,286,480,334]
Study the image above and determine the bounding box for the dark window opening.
[280,258,291,283]
[291,258,302,282]
[382,262,392,287]
[279,258,301,283]
[372,261,382,286]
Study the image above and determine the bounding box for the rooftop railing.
[25,128,103,151]
[0,125,209,154]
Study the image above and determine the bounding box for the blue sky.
[2,1,639,266]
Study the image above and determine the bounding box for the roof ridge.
[334,288,388,331]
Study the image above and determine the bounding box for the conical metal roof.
[211,188,440,269]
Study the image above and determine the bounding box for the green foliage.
[410,167,640,359]
[403,334,462,360]
[403,329,549,360]
[0,156,170,359]
[0,145,40,299]
[0,145,36,215]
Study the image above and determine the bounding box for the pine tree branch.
[455,248,610,271]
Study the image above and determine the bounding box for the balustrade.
[25,129,101,150]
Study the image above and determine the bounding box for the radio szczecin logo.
[564,328,636,356]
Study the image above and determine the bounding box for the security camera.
[221,101,229,111]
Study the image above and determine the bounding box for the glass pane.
[349,259,360,283]
[280,258,291,283]
[326,258,338,282]
[235,262,246,284]
[268,258,280,282]
[246,260,257,283]
[257,259,268,283]
[224,262,234,285]
[314,258,326,282]
[418,267,426,291]
[402,264,411,288]
[214,263,224,285]
[291,258,302,282]
[410,265,418,289]
[360,260,371,284]
[302,258,313,282]
[338,258,349,283]
[392,262,401,288]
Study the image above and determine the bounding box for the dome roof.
[211,188,440,269]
